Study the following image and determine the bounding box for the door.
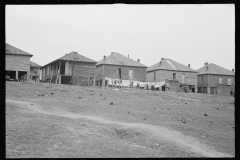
[117,68,121,79]
[129,69,133,80]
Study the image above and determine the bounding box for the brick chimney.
[232,69,234,72]
[188,64,190,68]
[205,62,208,66]
[111,52,114,55]
[137,59,140,63]
[206,66,209,71]
[103,55,106,61]
[161,58,164,61]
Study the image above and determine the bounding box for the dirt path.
[6,99,232,157]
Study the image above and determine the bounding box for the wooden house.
[30,61,41,82]
[197,62,235,96]
[5,43,33,81]
[147,58,198,92]
[95,52,148,87]
[40,52,97,85]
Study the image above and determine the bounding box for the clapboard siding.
[67,61,96,77]
[96,64,147,82]
[5,55,30,71]
[147,69,197,85]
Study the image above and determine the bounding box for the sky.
[6,4,235,71]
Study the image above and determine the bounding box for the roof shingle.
[96,52,147,67]
[197,63,234,76]
[147,58,197,72]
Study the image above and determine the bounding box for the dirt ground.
[5,82,235,158]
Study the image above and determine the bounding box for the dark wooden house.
[30,61,41,82]
[197,62,235,96]
[5,43,33,81]
[147,58,198,92]
[95,52,147,87]
[40,52,97,86]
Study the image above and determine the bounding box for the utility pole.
[72,55,77,85]
[88,66,90,87]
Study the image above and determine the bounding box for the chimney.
[111,52,115,55]
[204,62,208,66]
[188,64,190,68]
[232,69,234,72]
[206,66,209,71]
[137,59,140,63]
[161,58,164,61]
[103,55,106,61]
[128,54,129,58]
[159,61,162,67]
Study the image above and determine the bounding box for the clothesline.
[104,77,166,88]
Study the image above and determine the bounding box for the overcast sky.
[6,4,235,70]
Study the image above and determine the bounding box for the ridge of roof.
[197,63,234,76]
[147,58,197,72]
[6,43,33,57]
[96,52,147,67]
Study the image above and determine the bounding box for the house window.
[173,73,176,79]
[219,77,222,84]
[154,72,156,80]
[129,69,134,80]
[228,78,231,85]
[200,76,203,84]
[182,74,185,83]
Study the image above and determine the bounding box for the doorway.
[118,68,121,79]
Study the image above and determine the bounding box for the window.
[154,72,156,80]
[173,73,176,79]
[219,77,222,84]
[200,76,203,84]
[129,69,134,79]
[182,74,185,83]
[228,78,231,85]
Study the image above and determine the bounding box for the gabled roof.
[96,52,147,68]
[41,51,97,68]
[147,58,197,72]
[197,63,234,76]
[5,43,33,57]
[30,61,41,68]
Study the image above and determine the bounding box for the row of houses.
[5,43,235,96]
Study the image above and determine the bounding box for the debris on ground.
[143,117,147,121]
[204,114,208,116]
[128,112,130,114]
[78,96,82,99]
[50,92,54,95]
[110,102,113,105]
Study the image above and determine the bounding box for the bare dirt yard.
[5,82,235,158]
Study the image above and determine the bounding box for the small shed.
[165,79,180,91]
